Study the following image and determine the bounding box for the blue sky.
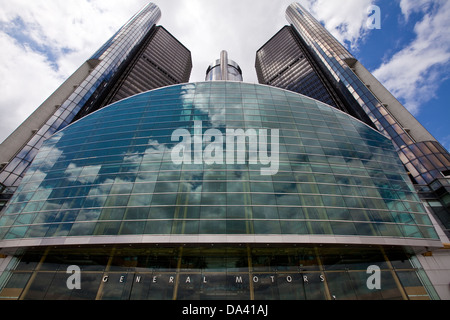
[0,0,449,151]
[358,0,450,151]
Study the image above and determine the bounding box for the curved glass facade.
[0,82,439,247]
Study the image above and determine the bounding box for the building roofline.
[255,25,291,55]
[155,25,192,55]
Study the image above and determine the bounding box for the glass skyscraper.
[255,25,373,126]
[0,81,440,300]
[285,3,450,189]
[0,3,192,209]
[206,51,243,82]
[257,3,450,238]
[257,3,450,299]
[0,2,448,301]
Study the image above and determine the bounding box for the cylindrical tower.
[205,50,243,81]
[0,2,162,192]
[286,2,450,187]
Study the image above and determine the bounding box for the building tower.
[0,61,445,300]
[206,50,243,81]
[0,3,447,301]
[257,3,450,236]
[256,2,450,298]
[0,2,192,211]
[255,26,372,125]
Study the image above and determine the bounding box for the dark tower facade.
[107,26,192,103]
[74,26,192,121]
[256,26,342,110]
[256,26,375,128]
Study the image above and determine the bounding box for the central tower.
[206,50,243,81]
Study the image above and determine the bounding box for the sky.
[0,0,449,151]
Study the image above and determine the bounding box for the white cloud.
[0,0,149,143]
[441,135,450,152]
[157,0,291,83]
[398,0,435,20]
[0,0,149,75]
[373,0,450,115]
[0,32,63,141]
[301,0,375,50]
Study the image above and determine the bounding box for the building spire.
[205,50,243,81]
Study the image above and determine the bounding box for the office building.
[0,2,192,210]
[257,4,450,228]
[257,2,450,298]
[0,77,443,299]
[0,3,448,300]
[206,50,243,81]
[256,25,372,125]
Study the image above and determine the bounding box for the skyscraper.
[256,26,341,109]
[0,3,192,211]
[255,26,373,125]
[0,3,448,301]
[284,3,450,188]
[0,51,444,300]
[258,3,450,235]
[206,50,243,81]
[72,25,193,122]
[257,2,450,298]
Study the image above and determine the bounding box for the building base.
[0,244,440,300]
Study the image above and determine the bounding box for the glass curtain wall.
[0,82,438,245]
